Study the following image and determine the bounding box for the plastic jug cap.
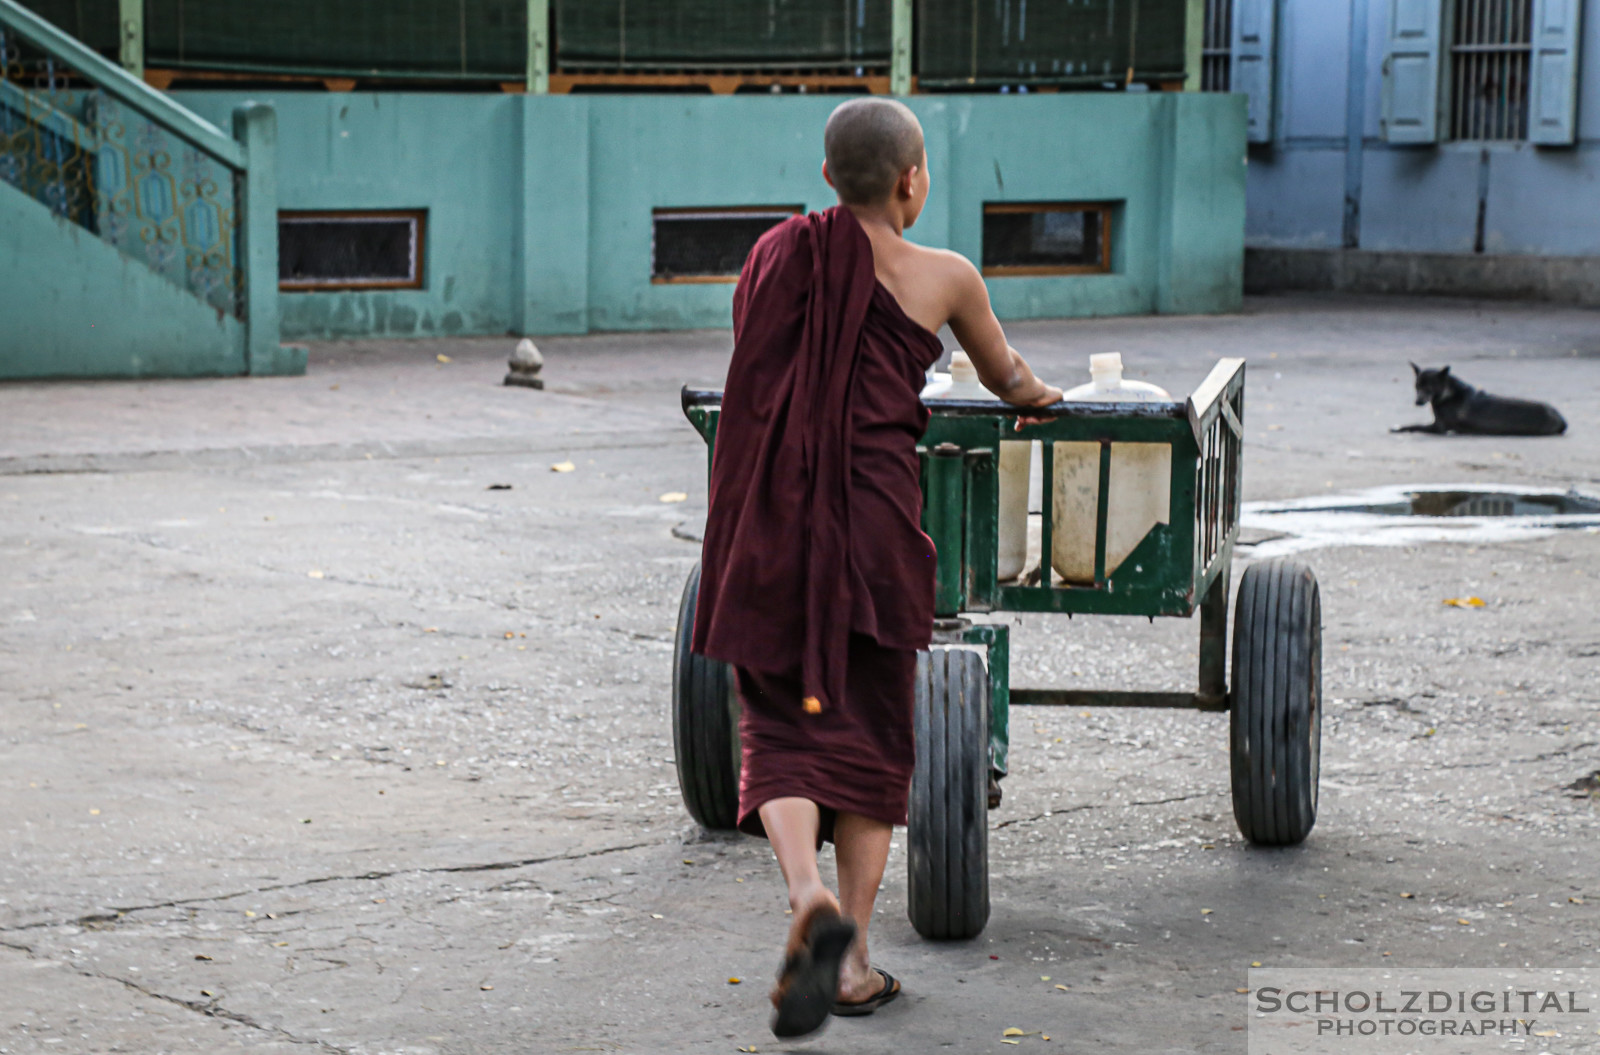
[950,351,979,385]
[1089,352,1123,390]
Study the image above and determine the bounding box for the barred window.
[981,203,1114,276]
[279,210,426,291]
[1448,0,1533,141]
[650,206,801,284]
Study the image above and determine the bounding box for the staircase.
[0,0,301,378]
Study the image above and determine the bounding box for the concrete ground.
[1,293,1597,1055]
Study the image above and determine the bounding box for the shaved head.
[824,98,925,206]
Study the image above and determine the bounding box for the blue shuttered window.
[1382,0,1445,143]
[1527,0,1582,145]
[1231,0,1277,142]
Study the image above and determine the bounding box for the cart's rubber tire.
[672,563,741,830]
[908,647,991,941]
[1229,558,1322,846]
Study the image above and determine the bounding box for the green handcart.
[673,358,1322,941]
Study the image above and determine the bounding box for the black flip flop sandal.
[770,907,858,1039]
[832,968,901,1017]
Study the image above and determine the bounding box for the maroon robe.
[692,205,943,836]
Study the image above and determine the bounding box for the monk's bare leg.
[833,810,893,1002]
[759,796,838,928]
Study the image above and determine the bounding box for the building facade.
[1209,0,1599,302]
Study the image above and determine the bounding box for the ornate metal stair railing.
[1,0,256,321]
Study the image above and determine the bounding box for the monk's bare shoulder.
[899,243,984,315]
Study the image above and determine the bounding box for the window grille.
[981,202,1114,276]
[650,206,801,283]
[1448,0,1533,141]
[1202,0,1231,91]
[279,210,426,291]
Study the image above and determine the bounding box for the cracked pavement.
[2,294,1598,1053]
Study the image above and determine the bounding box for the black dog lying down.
[1393,363,1567,436]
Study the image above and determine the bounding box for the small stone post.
[505,338,544,389]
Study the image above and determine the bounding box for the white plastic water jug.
[921,352,1032,582]
[1051,353,1172,585]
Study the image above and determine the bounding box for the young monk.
[693,97,1062,1039]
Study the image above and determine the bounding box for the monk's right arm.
[945,259,1061,408]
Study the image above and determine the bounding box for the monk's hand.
[1012,383,1063,430]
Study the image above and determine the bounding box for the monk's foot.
[768,888,855,1038]
[776,885,839,995]
[836,947,880,1004]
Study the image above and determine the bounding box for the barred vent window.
[1449,0,1533,141]
[279,210,425,291]
[1202,0,1232,91]
[651,207,802,284]
[982,203,1114,276]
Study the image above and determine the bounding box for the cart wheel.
[672,563,741,830]
[1230,558,1321,846]
[908,647,991,940]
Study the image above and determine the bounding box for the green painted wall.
[0,181,245,378]
[173,91,1247,340]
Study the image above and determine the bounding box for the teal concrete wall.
[176,91,1247,340]
[0,181,246,378]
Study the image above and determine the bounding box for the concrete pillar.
[234,103,303,375]
[891,0,913,95]
[118,0,143,79]
[526,0,549,94]
[1185,0,1205,90]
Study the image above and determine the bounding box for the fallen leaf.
[436,354,452,363]
[1042,1036,1050,1042]
[424,627,438,633]
[1004,1028,1026,1037]
[1001,1042,1020,1047]
[1442,597,1485,608]
[89,808,100,815]
[1266,424,1284,431]
[480,984,494,991]
[274,942,289,947]
[1569,896,1585,904]
[1236,987,1250,994]
[990,954,1000,960]
[1079,711,1091,718]
[244,911,256,918]
[1457,918,1471,925]
[504,632,515,639]
[1399,892,1414,898]
[659,492,689,503]
[650,913,664,920]
[1534,1030,1558,1037]
[201,989,213,997]
[1201,844,1215,850]
[1201,908,1214,915]
[307,570,325,579]
[1054,984,1069,991]
[728,977,742,985]
[1251,961,1262,967]
[194,954,213,961]
[550,461,576,473]
[1040,975,1050,981]
[738,1047,759,1053]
